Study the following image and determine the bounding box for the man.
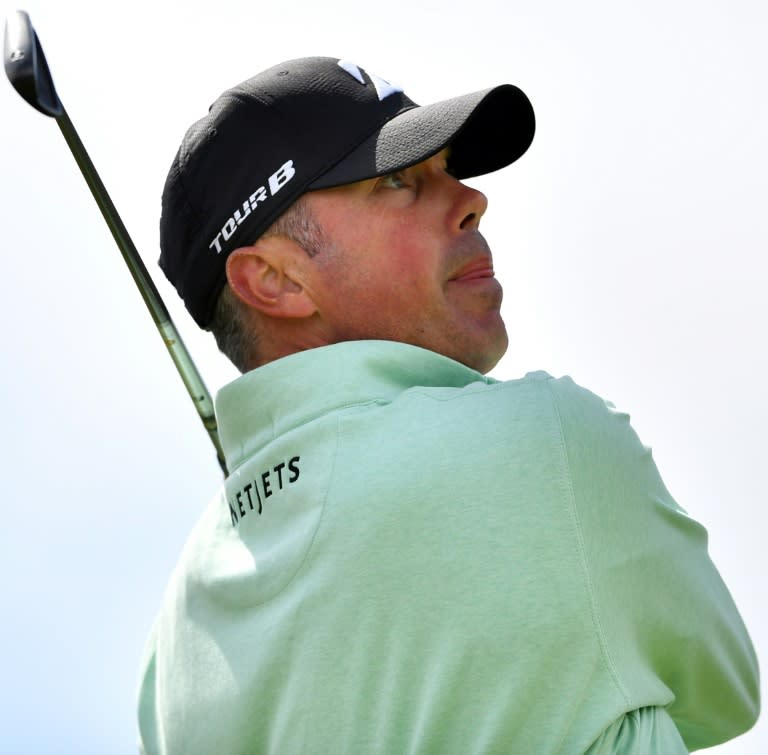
[138,58,759,753]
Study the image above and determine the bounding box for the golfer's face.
[303,149,508,374]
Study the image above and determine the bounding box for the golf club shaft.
[56,109,227,475]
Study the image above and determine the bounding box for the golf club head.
[4,10,63,117]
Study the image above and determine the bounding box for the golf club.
[3,10,227,476]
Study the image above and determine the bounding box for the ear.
[225,236,317,319]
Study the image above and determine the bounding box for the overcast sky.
[1,0,765,752]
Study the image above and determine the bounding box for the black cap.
[159,57,535,327]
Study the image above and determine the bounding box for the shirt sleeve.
[547,376,760,751]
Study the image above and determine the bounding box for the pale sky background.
[0,0,765,752]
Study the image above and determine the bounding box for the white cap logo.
[337,60,403,101]
[208,160,296,254]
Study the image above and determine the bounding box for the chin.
[457,336,508,375]
[473,349,505,375]
[473,321,509,374]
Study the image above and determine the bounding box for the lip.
[449,257,496,282]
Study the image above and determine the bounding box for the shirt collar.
[215,340,493,471]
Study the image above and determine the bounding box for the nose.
[449,177,488,232]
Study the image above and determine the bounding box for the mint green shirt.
[138,341,759,754]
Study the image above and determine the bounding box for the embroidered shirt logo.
[337,59,403,101]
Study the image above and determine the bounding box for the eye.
[377,171,409,190]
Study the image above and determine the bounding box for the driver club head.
[4,10,63,117]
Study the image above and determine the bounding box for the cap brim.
[309,84,535,190]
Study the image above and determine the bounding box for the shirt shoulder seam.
[543,376,634,709]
